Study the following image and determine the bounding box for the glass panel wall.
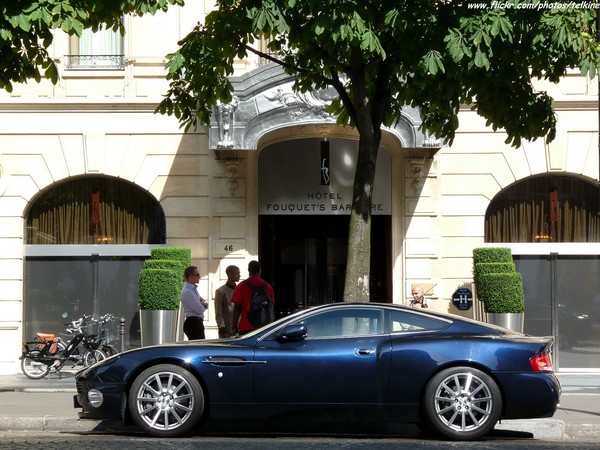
[555,256,600,369]
[24,257,93,339]
[514,256,552,338]
[24,256,145,350]
[515,254,600,370]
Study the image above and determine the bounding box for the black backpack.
[243,280,274,328]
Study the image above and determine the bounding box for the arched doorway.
[24,176,166,348]
[257,138,392,317]
[485,175,600,370]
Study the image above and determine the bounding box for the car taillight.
[530,352,554,372]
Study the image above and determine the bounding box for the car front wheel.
[128,364,205,437]
[423,366,502,440]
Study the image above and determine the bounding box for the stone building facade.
[0,3,598,374]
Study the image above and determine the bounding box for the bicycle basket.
[100,324,118,345]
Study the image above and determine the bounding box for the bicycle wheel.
[82,349,107,367]
[21,350,51,379]
[102,345,118,356]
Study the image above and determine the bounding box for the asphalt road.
[1,431,600,450]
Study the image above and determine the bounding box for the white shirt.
[180,281,208,318]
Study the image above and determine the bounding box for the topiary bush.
[143,259,182,272]
[138,269,181,310]
[474,262,516,292]
[477,272,525,314]
[151,247,192,270]
[473,247,525,314]
[473,247,513,265]
[138,247,192,310]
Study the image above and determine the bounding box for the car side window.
[388,309,449,332]
[293,308,383,339]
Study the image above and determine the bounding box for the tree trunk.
[343,133,380,302]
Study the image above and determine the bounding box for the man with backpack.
[231,260,275,335]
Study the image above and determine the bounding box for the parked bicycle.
[91,313,120,357]
[20,314,108,379]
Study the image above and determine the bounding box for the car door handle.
[355,348,376,356]
[203,357,252,366]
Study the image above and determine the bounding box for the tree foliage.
[0,0,182,92]
[158,0,600,301]
[159,1,600,148]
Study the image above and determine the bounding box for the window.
[293,308,383,338]
[66,24,124,69]
[485,175,600,243]
[26,176,166,244]
[388,309,449,332]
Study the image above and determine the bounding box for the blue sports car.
[73,302,560,440]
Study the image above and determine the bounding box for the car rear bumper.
[496,372,561,419]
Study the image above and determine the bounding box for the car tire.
[21,350,51,379]
[423,366,502,440]
[128,363,205,437]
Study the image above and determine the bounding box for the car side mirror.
[277,324,308,342]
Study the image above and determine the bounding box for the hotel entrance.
[259,215,391,317]
[257,137,392,318]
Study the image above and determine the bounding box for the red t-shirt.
[231,276,275,331]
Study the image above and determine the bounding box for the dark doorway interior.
[259,215,391,318]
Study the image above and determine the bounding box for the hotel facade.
[0,3,599,374]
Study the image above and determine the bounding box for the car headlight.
[87,389,104,408]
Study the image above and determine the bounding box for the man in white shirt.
[180,266,208,339]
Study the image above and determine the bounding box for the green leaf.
[0,29,13,40]
[44,62,58,84]
[474,47,489,70]
[385,9,399,28]
[423,50,445,75]
[19,15,31,31]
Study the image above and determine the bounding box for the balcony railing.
[64,55,125,70]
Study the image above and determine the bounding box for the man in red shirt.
[231,260,275,335]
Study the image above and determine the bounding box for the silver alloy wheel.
[433,371,494,433]
[133,369,198,433]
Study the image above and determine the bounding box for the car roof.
[295,302,508,332]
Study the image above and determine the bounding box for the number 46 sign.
[212,239,245,258]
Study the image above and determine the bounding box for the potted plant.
[138,247,191,346]
[473,247,525,332]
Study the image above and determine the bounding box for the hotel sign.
[259,138,391,215]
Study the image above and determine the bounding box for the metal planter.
[139,309,179,346]
[487,312,524,333]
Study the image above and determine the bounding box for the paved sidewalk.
[0,371,599,439]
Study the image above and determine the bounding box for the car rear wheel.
[128,364,205,437]
[423,366,502,440]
